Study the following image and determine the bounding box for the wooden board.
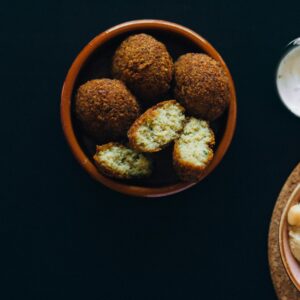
[268,163,300,299]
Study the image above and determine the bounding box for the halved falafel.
[93,143,152,179]
[75,79,140,141]
[128,100,185,153]
[173,117,215,182]
[174,53,230,121]
[112,34,173,100]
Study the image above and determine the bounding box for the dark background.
[2,0,300,299]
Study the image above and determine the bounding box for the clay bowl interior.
[279,184,300,291]
[61,20,237,197]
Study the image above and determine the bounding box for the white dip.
[277,46,300,117]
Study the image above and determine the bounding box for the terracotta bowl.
[61,19,237,197]
[279,184,300,291]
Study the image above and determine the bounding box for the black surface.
[2,1,300,299]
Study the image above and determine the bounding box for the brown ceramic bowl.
[279,184,300,291]
[61,20,237,197]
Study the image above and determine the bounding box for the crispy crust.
[93,142,151,179]
[174,53,230,121]
[173,119,215,182]
[112,34,173,100]
[75,79,140,141]
[127,100,185,152]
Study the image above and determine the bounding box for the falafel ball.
[75,79,140,141]
[112,33,173,100]
[174,53,230,121]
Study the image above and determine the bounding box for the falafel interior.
[93,143,152,179]
[128,100,185,152]
[173,117,215,181]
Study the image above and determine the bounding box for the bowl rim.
[60,19,237,197]
[279,184,300,291]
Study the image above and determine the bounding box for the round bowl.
[275,38,300,118]
[61,19,237,197]
[279,184,300,291]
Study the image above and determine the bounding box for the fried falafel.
[128,100,185,153]
[75,79,140,141]
[174,53,230,121]
[112,34,173,100]
[173,117,215,182]
[93,143,152,179]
